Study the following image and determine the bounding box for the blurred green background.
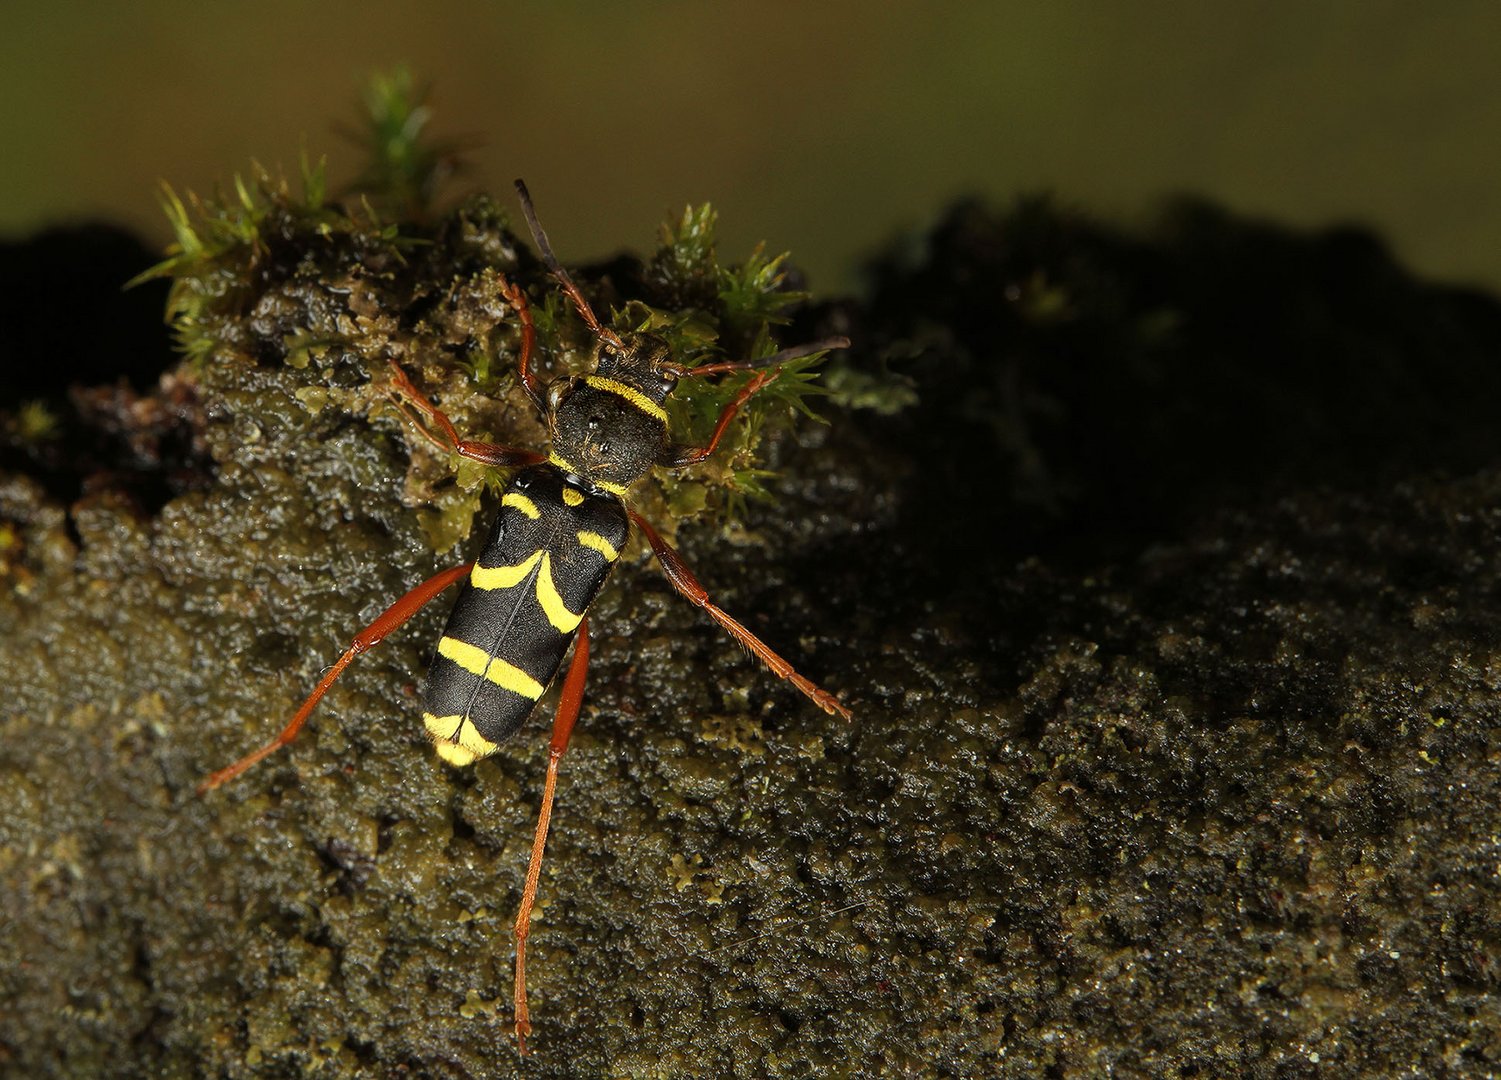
[5,1,1501,295]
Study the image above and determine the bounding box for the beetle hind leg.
[196,562,473,795]
[513,619,592,1055]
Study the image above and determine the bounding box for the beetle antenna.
[688,336,851,377]
[750,336,851,370]
[514,179,623,348]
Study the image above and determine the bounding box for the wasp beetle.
[199,180,852,1053]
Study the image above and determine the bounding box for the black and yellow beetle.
[199,180,851,1053]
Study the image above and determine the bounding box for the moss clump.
[130,75,849,554]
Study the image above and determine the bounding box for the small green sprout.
[13,400,60,443]
[344,66,461,219]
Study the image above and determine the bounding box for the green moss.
[128,72,852,547]
[344,66,460,220]
[7,399,59,443]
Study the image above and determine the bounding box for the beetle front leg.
[496,275,546,416]
[197,562,474,794]
[660,336,850,468]
[658,369,778,469]
[388,360,545,469]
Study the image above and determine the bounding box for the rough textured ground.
[3,199,1500,1079]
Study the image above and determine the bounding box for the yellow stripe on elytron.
[467,547,587,629]
[470,550,542,590]
[435,741,479,766]
[502,492,541,519]
[561,487,584,507]
[584,375,669,423]
[576,530,620,562]
[438,635,490,677]
[423,712,497,766]
[437,637,545,699]
[547,452,630,497]
[535,552,584,633]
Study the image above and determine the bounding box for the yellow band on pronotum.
[584,375,669,423]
